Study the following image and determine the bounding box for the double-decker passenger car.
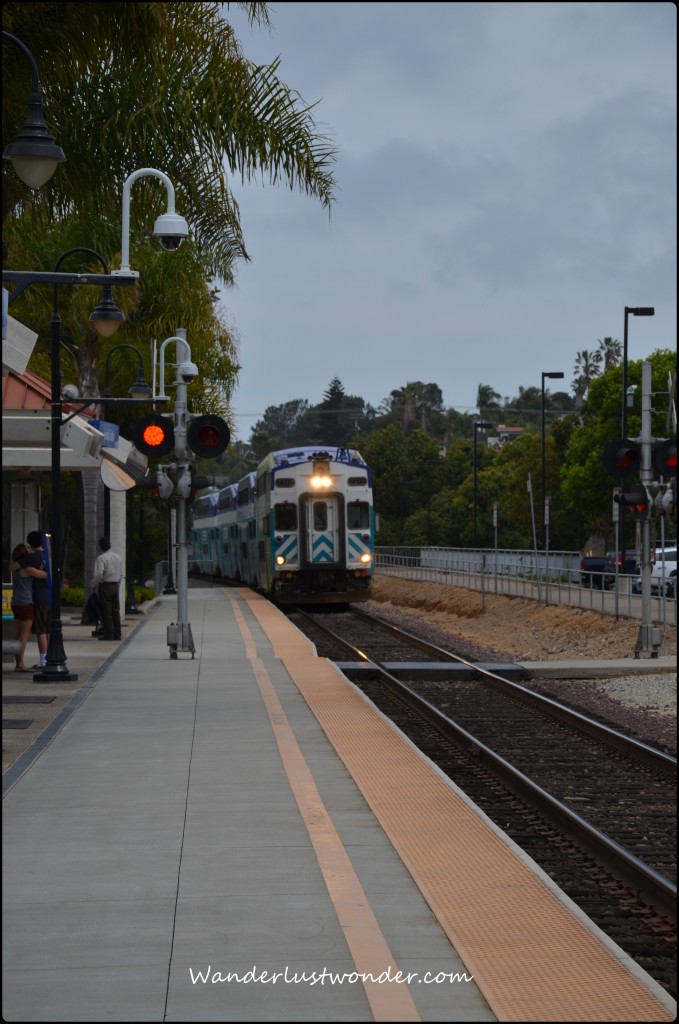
[189,447,375,604]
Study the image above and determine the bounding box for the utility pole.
[134,330,230,659]
[634,361,661,658]
[167,328,195,659]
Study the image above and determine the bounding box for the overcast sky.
[222,2,676,436]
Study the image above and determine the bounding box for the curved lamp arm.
[116,168,185,276]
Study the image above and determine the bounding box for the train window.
[347,501,369,529]
[348,476,368,487]
[275,477,295,488]
[313,502,328,530]
[222,542,229,554]
[275,503,297,530]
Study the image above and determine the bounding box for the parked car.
[650,546,677,597]
[603,550,638,590]
[580,555,606,588]
[631,546,677,596]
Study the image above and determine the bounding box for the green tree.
[476,383,502,413]
[3,1,338,586]
[561,349,676,547]
[3,2,336,275]
[249,399,316,460]
[379,382,444,436]
[572,349,602,408]
[596,336,622,371]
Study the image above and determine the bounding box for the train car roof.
[258,446,366,473]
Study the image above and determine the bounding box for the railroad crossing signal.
[187,415,230,459]
[134,468,173,500]
[652,438,677,478]
[133,414,175,457]
[602,439,641,477]
[613,483,650,521]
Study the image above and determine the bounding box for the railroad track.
[287,605,677,997]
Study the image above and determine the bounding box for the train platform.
[2,588,676,1023]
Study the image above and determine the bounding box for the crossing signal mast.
[602,362,677,657]
[133,330,230,659]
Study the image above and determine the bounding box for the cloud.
[222,2,676,429]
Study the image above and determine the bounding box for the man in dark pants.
[91,537,123,641]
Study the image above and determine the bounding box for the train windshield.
[275,503,297,530]
[347,501,370,529]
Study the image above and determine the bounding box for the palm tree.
[572,349,602,408]
[2,2,337,278]
[596,336,622,370]
[476,383,502,414]
[3,1,338,589]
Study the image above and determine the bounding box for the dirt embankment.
[368,576,677,662]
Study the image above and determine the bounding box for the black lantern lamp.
[2,31,66,188]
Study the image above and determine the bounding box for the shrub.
[61,585,155,606]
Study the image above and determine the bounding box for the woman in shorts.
[10,543,47,673]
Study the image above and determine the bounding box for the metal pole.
[620,308,630,562]
[35,302,77,680]
[493,502,498,598]
[125,490,139,614]
[473,428,478,547]
[544,497,551,605]
[104,485,111,538]
[163,502,176,594]
[635,361,660,657]
[167,328,194,657]
[541,378,546,551]
[527,472,542,603]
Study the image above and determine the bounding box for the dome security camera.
[178,360,199,384]
[153,210,189,251]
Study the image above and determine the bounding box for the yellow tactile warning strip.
[239,590,675,1023]
[226,593,422,1023]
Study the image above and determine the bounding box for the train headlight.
[360,553,372,564]
[275,555,286,566]
[310,474,332,488]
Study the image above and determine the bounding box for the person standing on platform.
[9,543,48,672]
[91,537,123,641]
[20,531,51,670]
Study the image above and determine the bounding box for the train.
[189,446,375,604]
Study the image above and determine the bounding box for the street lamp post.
[2,31,66,188]
[621,307,654,553]
[14,249,135,681]
[473,421,492,548]
[541,371,564,550]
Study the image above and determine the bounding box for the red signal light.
[187,415,230,458]
[653,439,678,478]
[142,424,166,448]
[133,414,175,457]
[602,438,641,478]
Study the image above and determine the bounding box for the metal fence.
[375,546,677,627]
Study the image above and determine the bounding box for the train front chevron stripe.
[313,535,334,562]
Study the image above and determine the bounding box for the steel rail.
[293,606,677,920]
